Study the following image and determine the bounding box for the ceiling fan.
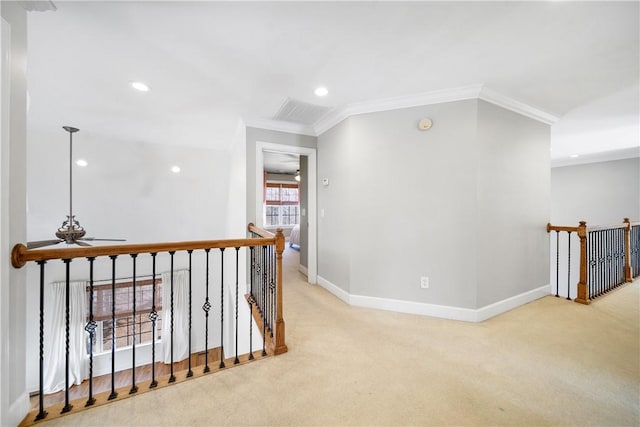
[26,126,125,249]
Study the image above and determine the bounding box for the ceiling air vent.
[273,98,330,126]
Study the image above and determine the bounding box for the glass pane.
[265,206,279,226]
[281,187,298,203]
[281,205,300,225]
[265,187,280,202]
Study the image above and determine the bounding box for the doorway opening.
[255,142,317,284]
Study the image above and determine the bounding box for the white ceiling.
[26,1,639,162]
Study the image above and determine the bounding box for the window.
[88,279,162,354]
[264,183,300,226]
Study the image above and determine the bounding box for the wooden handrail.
[247,222,275,238]
[11,237,275,268]
[546,223,579,233]
[586,223,628,231]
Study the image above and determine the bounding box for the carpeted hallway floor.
[41,245,639,426]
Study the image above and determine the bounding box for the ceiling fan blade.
[81,237,126,242]
[26,239,63,249]
[75,240,92,247]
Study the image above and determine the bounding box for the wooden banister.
[546,223,580,233]
[575,221,589,305]
[548,218,637,305]
[246,222,287,355]
[273,228,287,355]
[11,237,275,268]
[247,222,275,239]
[624,218,633,283]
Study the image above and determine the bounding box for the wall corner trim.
[317,275,550,322]
[298,264,308,277]
[317,275,350,305]
[8,392,29,427]
[475,285,551,322]
[478,87,559,125]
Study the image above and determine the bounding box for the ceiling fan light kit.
[26,126,125,249]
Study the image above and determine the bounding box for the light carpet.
[41,246,639,426]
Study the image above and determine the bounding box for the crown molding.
[242,117,316,137]
[479,87,559,125]
[551,146,640,168]
[247,84,559,138]
[314,84,484,135]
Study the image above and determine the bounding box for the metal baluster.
[599,231,604,297]
[248,246,255,361]
[587,231,595,299]
[270,245,275,337]
[598,231,604,297]
[203,249,211,373]
[220,248,226,369]
[234,247,240,365]
[168,251,176,383]
[604,229,608,294]
[35,261,48,421]
[613,229,617,288]
[61,259,73,413]
[555,231,560,297]
[187,250,193,378]
[85,257,97,406]
[566,232,571,300]
[262,246,267,357]
[129,254,138,394]
[108,255,118,400]
[149,253,158,388]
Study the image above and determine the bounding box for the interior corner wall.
[245,127,317,225]
[551,157,640,225]
[318,100,479,307]
[0,2,28,425]
[475,101,550,308]
[317,120,354,293]
[299,155,309,268]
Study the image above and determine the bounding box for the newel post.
[274,228,288,354]
[575,221,590,305]
[623,218,633,283]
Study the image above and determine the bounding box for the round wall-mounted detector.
[418,118,433,131]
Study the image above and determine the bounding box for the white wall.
[318,100,479,307]
[0,3,29,424]
[317,99,551,313]
[551,157,640,225]
[475,101,550,307]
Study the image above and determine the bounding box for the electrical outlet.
[420,277,429,289]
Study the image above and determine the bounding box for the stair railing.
[547,218,638,304]
[11,223,286,425]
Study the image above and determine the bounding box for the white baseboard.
[317,275,350,304]
[317,275,550,322]
[8,392,29,426]
[475,285,550,322]
[298,264,308,277]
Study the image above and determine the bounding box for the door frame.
[255,142,317,284]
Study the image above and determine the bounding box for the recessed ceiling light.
[76,159,88,167]
[569,154,579,158]
[171,165,181,173]
[131,81,150,92]
[314,87,328,97]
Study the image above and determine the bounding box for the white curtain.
[43,280,88,394]
[161,269,190,363]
